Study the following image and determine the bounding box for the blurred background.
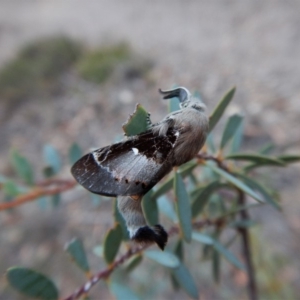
[0,1,300,299]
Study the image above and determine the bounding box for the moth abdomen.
[133,225,168,251]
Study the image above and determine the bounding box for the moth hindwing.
[71,128,179,196]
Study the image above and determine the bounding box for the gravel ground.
[0,1,300,299]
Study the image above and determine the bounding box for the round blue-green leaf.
[174,171,192,242]
[113,198,130,240]
[144,250,180,268]
[172,263,199,299]
[142,190,158,226]
[10,149,34,185]
[103,224,123,264]
[93,245,103,258]
[234,173,280,210]
[68,143,82,165]
[125,255,143,273]
[65,238,90,272]
[109,281,140,300]
[213,240,245,270]
[157,195,177,222]
[43,145,61,174]
[173,239,184,260]
[192,232,214,245]
[3,180,23,197]
[191,181,227,218]
[220,114,243,149]
[7,267,58,300]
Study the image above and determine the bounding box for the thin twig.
[0,179,76,211]
[237,190,258,300]
[196,153,230,172]
[63,219,214,300]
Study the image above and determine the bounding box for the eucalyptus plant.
[2,88,299,300]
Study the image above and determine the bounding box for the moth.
[71,87,209,250]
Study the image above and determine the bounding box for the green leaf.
[90,193,102,207]
[109,281,140,300]
[213,239,245,270]
[142,190,158,226]
[209,87,236,132]
[170,273,180,290]
[229,220,256,228]
[212,248,221,283]
[51,194,61,207]
[92,245,103,257]
[234,173,280,210]
[192,233,245,270]
[68,143,82,165]
[179,160,198,177]
[173,239,184,260]
[43,166,56,178]
[191,181,227,218]
[206,163,264,203]
[65,238,90,272]
[172,263,199,299]
[220,114,243,149]
[10,149,34,185]
[3,180,22,197]
[6,267,58,300]
[122,104,150,136]
[152,176,173,200]
[259,143,275,155]
[144,250,180,268]
[125,255,143,273]
[152,161,197,200]
[0,174,7,183]
[226,153,286,167]
[43,145,61,174]
[38,196,48,210]
[174,171,192,242]
[206,133,216,153]
[157,196,177,222]
[103,224,123,264]
[230,119,244,153]
[113,198,130,240]
[192,232,214,245]
[277,155,300,164]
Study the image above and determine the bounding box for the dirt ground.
[0,1,300,299]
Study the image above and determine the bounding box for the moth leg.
[117,196,168,250]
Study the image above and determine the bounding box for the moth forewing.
[71,128,179,196]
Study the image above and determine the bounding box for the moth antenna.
[158,87,191,103]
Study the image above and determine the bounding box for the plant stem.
[237,190,258,300]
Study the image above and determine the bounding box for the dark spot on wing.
[125,179,129,184]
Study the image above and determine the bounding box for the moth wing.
[71,129,179,196]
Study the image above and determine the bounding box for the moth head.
[159,87,191,103]
[159,87,206,111]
